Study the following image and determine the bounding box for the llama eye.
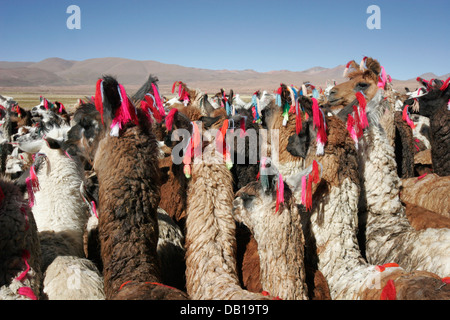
[357,82,369,89]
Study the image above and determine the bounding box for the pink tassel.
[305,174,313,211]
[92,201,98,219]
[26,166,39,207]
[402,105,416,130]
[301,175,307,205]
[440,77,450,91]
[44,98,49,110]
[110,84,138,136]
[275,174,284,214]
[59,103,65,113]
[17,287,37,300]
[378,66,387,89]
[347,114,358,147]
[16,250,31,282]
[356,92,369,129]
[240,117,246,138]
[165,108,178,131]
[151,83,165,118]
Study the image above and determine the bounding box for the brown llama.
[183,116,272,300]
[0,179,42,300]
[67,75,188,300]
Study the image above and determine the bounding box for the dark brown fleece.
[94,125,187,300]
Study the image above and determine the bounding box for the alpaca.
[17,126,105,300]
[0,179,41,300]
[183,119,271,300]
[68,76,188,300]
[354,90,450,279]
[232,159,309,300]
[285,95,449,300]
[412,77,450,176]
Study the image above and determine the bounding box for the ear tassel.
[151,83,165,118]
[183,122,201,179]
[110,84,139,137]
[94,79,104,124]
[347,114,359,149]
[26,165,39,207]
[402,105,416,130]
[275,174,284,214]
[355,91,369,129]
[165,108,178,131]
[378,66,387,89]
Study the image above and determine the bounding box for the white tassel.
[110,123,120,137]
[316,142,324,155]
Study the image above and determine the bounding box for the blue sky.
[0,0,449,80]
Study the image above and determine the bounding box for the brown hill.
[0,57,448,95]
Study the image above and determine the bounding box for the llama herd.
[0,56,449,300]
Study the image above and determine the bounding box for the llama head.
[17,126,73,155]
[328,57,384,113]
[232,158,293,226]
[415,78,450,118]
[66,102,103,164]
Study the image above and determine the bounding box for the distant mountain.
[0,57,448,95]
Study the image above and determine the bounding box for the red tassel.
[380,279,396,300]
[312,98,320,129]
[94,79,104,124]
[295,110,302,135]
[172,81,178,94]
[240,118,246,138]
[352,105,363,138]
[355,92,368,129]
[140,100,153,124]
[312,160,320,184]
[305,174,313,211]
[144,95,163,123]
[165,108,178,131]
[440,77,450,91]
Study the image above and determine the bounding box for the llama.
[232,159,309,300]
[412,77,450,176]
[183,118,271,300]
[17,126,105,300]
[284,94,449,300]
[68,75,188,300]
[0,179,42,300]
[354,90,450,279]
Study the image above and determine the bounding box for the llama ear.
[200,116,222,128]
[44,137,62,150]
[298,95,313,119]
[364,57,381,75]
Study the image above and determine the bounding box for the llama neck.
[245,198,308,300]
[185,142,265,300]
[95,130,162,298]
[33,149,87,238]
[357,121,404,216]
